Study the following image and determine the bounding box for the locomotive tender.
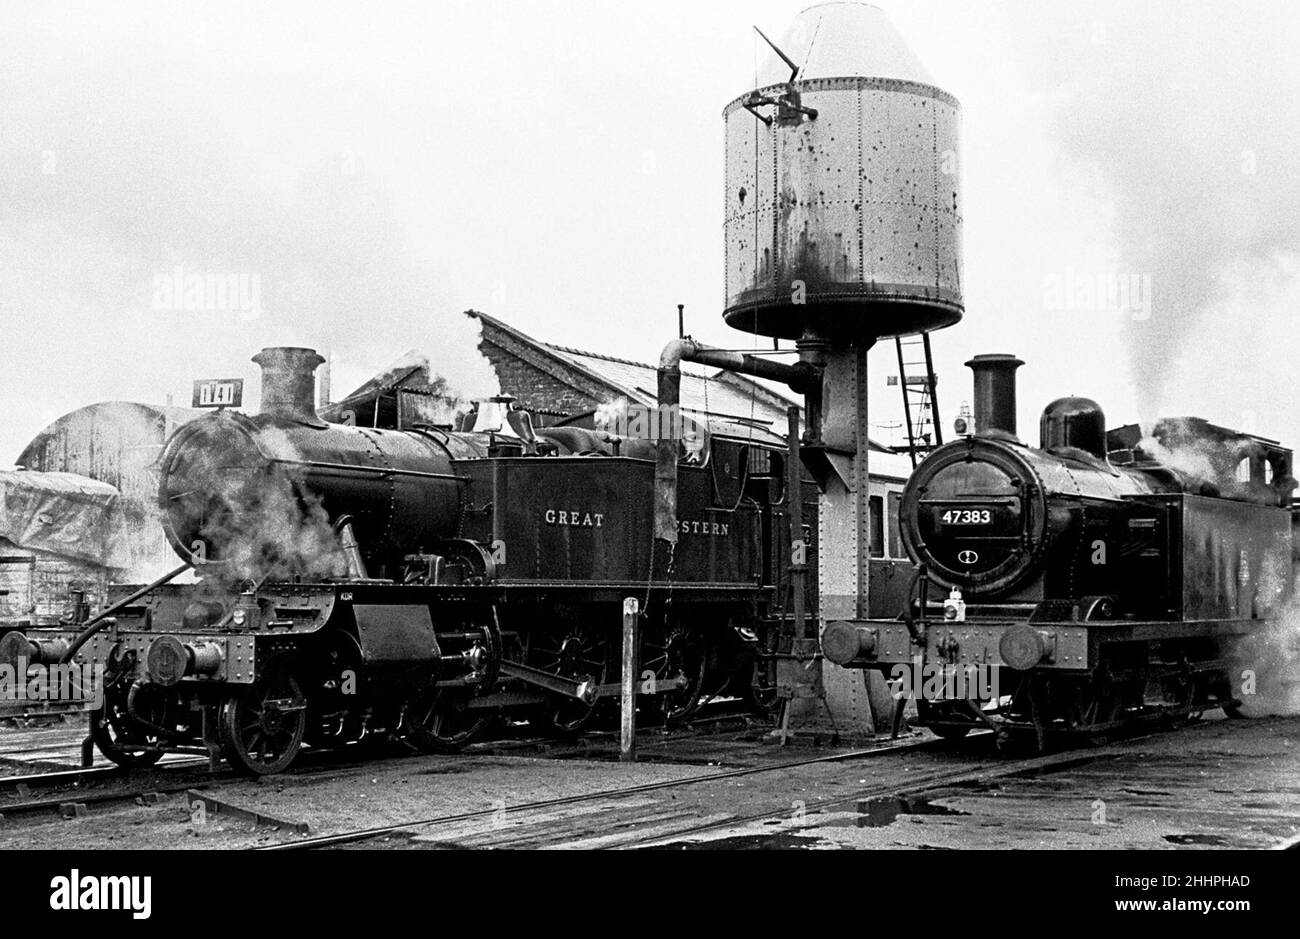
[0,347,814,774]
[823,354,1296,746]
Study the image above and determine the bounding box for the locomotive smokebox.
[723,1,963,343]
[158,345,475,573]
[253,347,326,426]
[967,354,1024,439]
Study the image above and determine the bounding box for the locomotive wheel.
[528,626,609,738]
[915,700,973,740]
[90,692,165,769]
[405,689,491,753]
[641,623,707,725]
[217,667,308,776]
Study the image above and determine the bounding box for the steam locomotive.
[0,347,814,774]
[823,354,1297,747]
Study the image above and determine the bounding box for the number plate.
[939,507,995,527]
[192,379,244,409]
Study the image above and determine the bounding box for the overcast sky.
[2,0,1298,463]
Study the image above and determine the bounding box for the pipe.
[491,458,505,569]
[336,517,369,580]
[59,562,193,664]
[655,338,816,543]
[659,339,816,394]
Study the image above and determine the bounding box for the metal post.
[621,597,639,762]
[923,332,943,447]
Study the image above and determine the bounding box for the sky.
[2,0,1299,464]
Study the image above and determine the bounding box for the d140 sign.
[192,378,244,409]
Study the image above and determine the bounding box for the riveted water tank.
[723,2,963,342]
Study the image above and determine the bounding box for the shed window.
[869,495,884,558]
[888,491,904,559]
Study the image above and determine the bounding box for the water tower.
[723,1,963,345]
[654,2,962,737]
[727,1,964,735]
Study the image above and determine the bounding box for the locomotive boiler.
[823,354,1296,747]
[1,347,812,774]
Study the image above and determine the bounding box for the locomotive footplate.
[824,613,1264,677]
[4,627,289,687]
[821,617,1090,673]
[823,613,1252,749]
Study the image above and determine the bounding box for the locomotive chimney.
[966,354,1024,439]
[253,347,326,427]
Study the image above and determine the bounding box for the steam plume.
[1013,0,1300,442]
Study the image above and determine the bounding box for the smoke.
[592,397,632,434]
[1008,0,1300,441]
[1232,595,1300,716]
[193,425,349,585]
[1135,418,1275,502]
[327,348,489,429]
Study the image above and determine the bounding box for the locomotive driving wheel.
[217,664,308,775]
[641,620,707,725]
[404,688,492,753]
[90,686,166,769]
[528,624,609,738]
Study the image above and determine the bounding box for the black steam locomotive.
[824,354,1296,747]
[0,347,814,774]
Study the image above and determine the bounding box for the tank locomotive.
[823,354,1296,747]
[1,347,812,774]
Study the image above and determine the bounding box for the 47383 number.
[941,509,993,526]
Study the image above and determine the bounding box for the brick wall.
[478,341,594,418]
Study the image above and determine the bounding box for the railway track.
[4,716,1283,849]
[618,746,1113,849]
[257,733,984,850]
[259,727,1184,851]
[0,758,223,822]
[0,703,775,826]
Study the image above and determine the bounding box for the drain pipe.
[655,338,817,543]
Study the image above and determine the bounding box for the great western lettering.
[543,509,605,528]
[678,519,729,536]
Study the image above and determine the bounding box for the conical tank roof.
[756,2,936,87]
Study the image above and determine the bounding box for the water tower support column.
[782,344,898,741]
